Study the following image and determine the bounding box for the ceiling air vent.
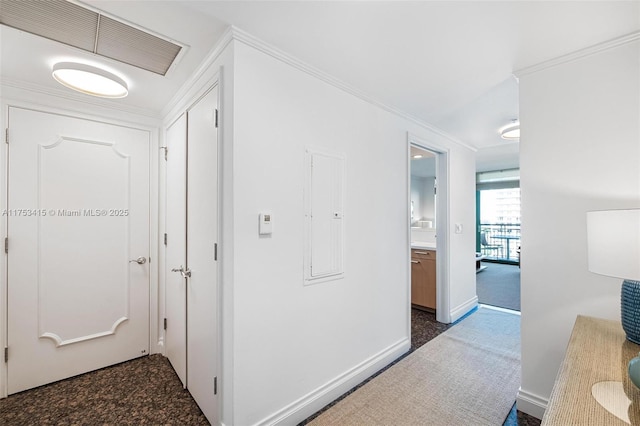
[0,0,183,76]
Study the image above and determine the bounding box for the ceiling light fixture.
[500,120,520,140]
[413,155,423,159]
[52,62,128,98]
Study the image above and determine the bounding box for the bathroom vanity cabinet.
[411,249,436,310]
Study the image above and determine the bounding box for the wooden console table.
[543,315,640,425]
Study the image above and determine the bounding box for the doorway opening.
[408,134,450,324]
[475,169,521,311]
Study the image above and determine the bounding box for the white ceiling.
[2,1,638,171]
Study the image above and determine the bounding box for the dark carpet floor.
[0,309,540,425]
[477,261,521,311]
[0,355,208,425]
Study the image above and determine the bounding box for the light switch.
[455,223,463,234]
[259,213,273,235]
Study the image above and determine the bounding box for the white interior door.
[165,86,219,423]
[186,86,219,423]
[165,114,188,387]
[7,107,150,394]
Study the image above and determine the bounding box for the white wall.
[446,144,478,318]
[410,175,436,246]
[410,176,423,222]
[411,175,436,224]
[518,39,640,418]
[228,38,477,425]
[422,176,436,221]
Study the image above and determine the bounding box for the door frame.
[407,132,451,323]
[0,98,161,398]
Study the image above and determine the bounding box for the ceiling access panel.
[0,0,183,76]
[0,0,97,52]
[96,15,182,76]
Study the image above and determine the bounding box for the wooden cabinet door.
[411,259,427,306]
[411,250,436,310]
[421,258,436,309]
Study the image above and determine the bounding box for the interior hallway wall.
[229,38,477,425]
[518,38,640,417]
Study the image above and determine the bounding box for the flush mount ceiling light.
[500,121,520,140]
[52,62,128,98]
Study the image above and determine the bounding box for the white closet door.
[164,86,219,424]
[165,114,188,386]
[186,86,220,424]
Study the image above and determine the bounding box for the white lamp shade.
[587,209,640,281]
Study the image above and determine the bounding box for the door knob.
[171,265,191,278]
[129,256,147,265]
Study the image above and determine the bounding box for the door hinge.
[214,376,217,395]
[4,237,7,254]
[5,128,8,144]
[160,146,167,161]
[164,233,167,245]
[163,318,167,330]
[4,347,7,363]
[214,243,217,261]
[215,109,219,128]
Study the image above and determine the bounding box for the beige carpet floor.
[309,307,521,426]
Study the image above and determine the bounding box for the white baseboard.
[255,338,411,426]
[450,296,478,323]
[479,304,521,316]
[517,388,547,420]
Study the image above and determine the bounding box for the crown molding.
[161,26,234,120]
[0,77,161,120]
[229,27,476,152]
[515,31,640,78]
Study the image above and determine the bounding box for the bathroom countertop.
[411,242,436,250]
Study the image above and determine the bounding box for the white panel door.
[165,114,188,386]
[310,153,344,277]
[7,107,150,394]
[186,86,219,423]
[304,150,344,284]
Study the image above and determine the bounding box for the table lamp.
[587,209,640,343]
